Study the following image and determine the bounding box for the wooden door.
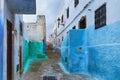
[19,46,22,75]
[7,20,13,80]
[19,22,23,75]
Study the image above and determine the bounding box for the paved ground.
[21,49,95,80]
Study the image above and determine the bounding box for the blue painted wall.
[61,30,88,74]
[61,21,120,80]
[0,10,4,80]
[87,21,120,80]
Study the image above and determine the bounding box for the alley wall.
[2,1,25,80]
[54,0,120,80]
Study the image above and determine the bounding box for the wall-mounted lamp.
[57,17,65,26]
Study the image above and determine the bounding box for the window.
[72,26,76,29]
[95,4,106,29]
[61,15,64,23]
[74,0,79,7]
[62,36,64,41]
[20,22,23,36]
[78,16,86,29]
[67,8,69,18]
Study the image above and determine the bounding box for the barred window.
[95,4,106,29]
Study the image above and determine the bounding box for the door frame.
[7,20,13,80]
[19,21,23,76]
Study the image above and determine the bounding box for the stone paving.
[21,49,95,80]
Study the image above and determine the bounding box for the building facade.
[23,15,47,72]
[53,0,120,53]
[0,0,36,80]
[25,15,46,42]
[53,0,120,80]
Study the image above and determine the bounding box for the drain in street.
[43,76,57,80]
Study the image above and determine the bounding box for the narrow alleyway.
[1,0,120,80]
[21,47,95,80]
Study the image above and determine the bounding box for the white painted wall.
[26,15,46,42]
[37,16,46,41]
[3,1,14,80]
[3,1,24,80]
[14,14,24,80]
[26,23,37,41]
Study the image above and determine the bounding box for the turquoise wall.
[29,41,43,57]
[61,21,120,80]
[61,30,88,74]
[23,40,29,69]
[87,21,120,80]
[23,41,48,72]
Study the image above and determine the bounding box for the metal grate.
[43,76,57,80]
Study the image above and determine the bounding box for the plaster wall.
[58,0,120,80]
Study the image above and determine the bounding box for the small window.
[74,0,79,7]
[20,22,23,36]
[62,36,64,41]
[95,4,106,29]
[61,15,64,23]
[67,8,69,18]
[78,16,86,29]
[72,26,76,29]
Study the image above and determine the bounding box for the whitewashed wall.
[26,15,46,42]
[3,1,24,79]
[3,1,14,80]
[14,14,24,80]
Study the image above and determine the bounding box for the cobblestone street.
[21,49,95,80]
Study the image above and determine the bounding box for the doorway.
[19,22,23,75]
[7,20,13,80]
[78,16,86,29]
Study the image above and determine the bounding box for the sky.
[23,0,61,39]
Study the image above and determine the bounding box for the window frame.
[95,3,106,29]
[78,16,86,29]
